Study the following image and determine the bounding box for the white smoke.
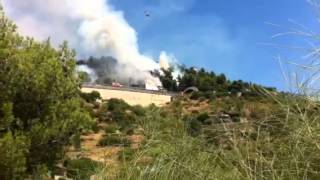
[159,51,171,70]
[159,51,180,79]
[77,65,97,83]
[2,0,173,82]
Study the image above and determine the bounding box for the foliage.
[107,98,130,112]
[186,118,202,137]
[97,98,146,130]
[65,158,101,180]
[130,105,146,117]
[118,148,137,161]
[2,2,319,179]
[78,71,91,83]
[0,7,92,175]
[159,67,178,91]
[0,132,29,179]
[177,67,229,92]
[98,135,130,147]
[158,66,277,101]
[71,132,81,150]
[196,112,209,123]
[91,122,100,133]
[104,123,120,134]
[80,91,101,103]
[95,93,320,180]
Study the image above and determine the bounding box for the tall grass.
[93,1,320,179]
[93,95,320,180]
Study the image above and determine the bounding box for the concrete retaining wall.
[81,86,173,106]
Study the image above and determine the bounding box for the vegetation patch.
[80,91,101,104]
[65,158,102,180]
[98,135,130,147]
[118,148,137,161]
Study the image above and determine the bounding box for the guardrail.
[82,84,178,96]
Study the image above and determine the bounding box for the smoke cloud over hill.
[3,0,175,84]
[77,56,150,85]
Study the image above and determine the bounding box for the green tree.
[177,67,198,90]
[216,73,227,86]
[78,71,91,83]
[80,91,101,103]
[0,6,92,175]
[0,132,29,179]
[0,103,29,179]
[159,67,177,91]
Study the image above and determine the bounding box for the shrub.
[107,98,130,112]
[125,127,135,135]
[191,110,199,114]
[130,105,146,116]
[98,135,130,147]
[197,112,209,123]
[96,103,109,122]
[110,109,136,129]
[190,92,201,100]
[106,99,139,128]
[186,118,202,137]
[198,96,207,102]
[80,91,101,103]
[104,124,119,134]
[118,148,136,161]
[0,9,93,173]
[71,132,81,150]
[91,122,100,133]
[65,158,101,180]
[0,133,29,179]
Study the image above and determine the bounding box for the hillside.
[56,89,320,179]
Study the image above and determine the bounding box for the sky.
[109,0,318,90]
[3,0,318,90]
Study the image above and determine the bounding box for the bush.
[65,158,101,180]
[107,98,130,112]
[104,124,119,134]
[190,92,201,100]
[0,9,93,173]
[186,118,202,137]
[110,109,136,129]
[197,112,209,123]
[98,135,130,147]
[130,105,146,116]
[125,127,135,135]
[91,122,100,133]
[80,91,101,103]
[0,133,29,179]
[106,99,139,128]
[118,148,136,161]
[96,103,109,122]
[203,91,215,99]
[71,132,81,150]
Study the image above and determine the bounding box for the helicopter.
[144,10,150,17]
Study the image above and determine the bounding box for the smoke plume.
[2,0,175,83]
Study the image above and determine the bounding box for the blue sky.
[110,0,317,90]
